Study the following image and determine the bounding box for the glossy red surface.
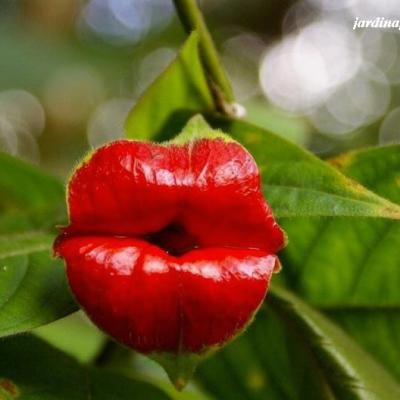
[56,236,277,353]
[55,138,285,354]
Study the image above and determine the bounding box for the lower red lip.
[55,235,277,353]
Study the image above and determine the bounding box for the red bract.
[54,122,285,388]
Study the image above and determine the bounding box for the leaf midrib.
[0,232,53,260]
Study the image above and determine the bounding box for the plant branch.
[173,0,235,109]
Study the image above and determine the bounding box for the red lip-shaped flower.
[54,117,286,388]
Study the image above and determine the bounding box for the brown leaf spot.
[329,152,355,170]
[0,379,20,398]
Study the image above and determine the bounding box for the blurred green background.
[2,0,400,180]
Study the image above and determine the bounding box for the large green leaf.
[207,117,400,219]
[280,145,400,378]
[196,285,400,400]
[143,115,400,220]
[0,335,171,400]
[0,232,77,338]
[327,146,400,379]
[124,32,214,141]
[0,153,76,336]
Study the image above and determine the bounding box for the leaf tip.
[150,352,203,391]
[173,377,189,392]
[381,205,400,220]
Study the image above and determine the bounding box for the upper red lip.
[55,138,285,353]
[62,139,284,254]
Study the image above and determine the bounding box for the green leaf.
[0,232,77,338]
[34,313,106,364]
[280,144,400,305]
[124,32,214,141]
[58,336,214,400]
[196,285,400,400]
[0,152,63,208]
[0,335,171,400]
[0,153,76,336]
[327,310,400,383]
[207,117,400,219]
[0,152,66,233]
[138,115,399,220]
[280,145,400,378]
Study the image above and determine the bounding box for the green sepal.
[148,293,271,391]
[168,114,235,146]
[150,350,213,391]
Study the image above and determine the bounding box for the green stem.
[173,0,235,109]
